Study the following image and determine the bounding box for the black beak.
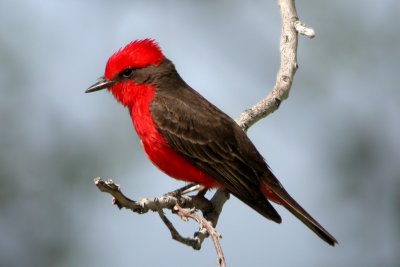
[85,79,116,93]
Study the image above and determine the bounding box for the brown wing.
[150,79,282,223]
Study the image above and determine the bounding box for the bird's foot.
[165,183,201,197]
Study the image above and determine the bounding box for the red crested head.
[86,39,176,107]
[85,39,167,107]
[104,39,164,80]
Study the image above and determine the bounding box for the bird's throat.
[127,84,157,138]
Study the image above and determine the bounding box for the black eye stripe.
[120,68,134,78]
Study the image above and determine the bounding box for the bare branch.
[174,205,226,267]
[94,178,212,213]
[157,207,209,251]
[205,190,230,226]
[236,0,313,132]
[158,210,202,249]
[96,177,226,264]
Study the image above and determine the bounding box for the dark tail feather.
[272,186,338,246]
[240,196,282,224]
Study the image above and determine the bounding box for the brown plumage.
[150,58,337,246]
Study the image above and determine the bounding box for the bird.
[86,39,337,246]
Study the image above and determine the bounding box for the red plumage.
[105,39,163,80]
[105,39,219,188]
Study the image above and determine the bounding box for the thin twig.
[158,210,202,249]
[174,205,226,267]
[294,20,316,38]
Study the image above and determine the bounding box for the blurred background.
[0,1,399,266]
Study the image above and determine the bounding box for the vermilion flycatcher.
[86,39,337,246]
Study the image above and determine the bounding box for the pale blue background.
[0,1,399,266]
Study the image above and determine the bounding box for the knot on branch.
[294,20,316,38]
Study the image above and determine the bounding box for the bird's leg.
[165,183,201,197]
[196,187,208,197]
[182,184,206,195]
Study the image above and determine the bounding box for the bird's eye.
[121,68,134,78]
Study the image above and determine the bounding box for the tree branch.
[94,1,314,266]
[236,0,309,131]
[174,205,226,267]
[158,210,202,249]
[95,178,227,265]
[95,178,212,213]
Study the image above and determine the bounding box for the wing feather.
[150,83,281,222]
